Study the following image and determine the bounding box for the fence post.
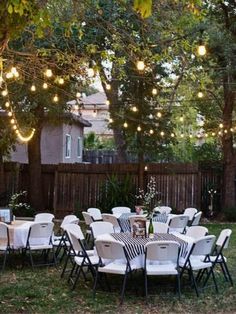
[53,165,58,216]
[138,163,144,190]
[197,163,202,210]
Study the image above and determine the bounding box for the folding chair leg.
[93,268,99,298]
[223,261,233,286]
[120,273,128,305]
[72,266,83,290]
[144,271,148,303]
[176,274,181,300]
[1,250,8,272]
[189,268,199,297]
[61,254,70,278]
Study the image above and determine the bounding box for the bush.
[223,207,236,222]
[8,191,35,217]
[98,174,136,212]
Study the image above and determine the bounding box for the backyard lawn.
[0,223,235,314]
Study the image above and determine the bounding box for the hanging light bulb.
[189,134,193,138]
[179,116,184,122]
[43,82,48,89]
[12,125,17,130]
[53,94,59,102]
[157,112,162,118]
[132,106,138,112]
[171,133,175,138]
[149,129,154,134]
[14,71,19,78]
[10,118,15,124]
[8,111,12,117]
[106,100,110,105]
[11,67,17,75]
[160,131,164,136]
[1,89,8,96]
[212,132,216,136]
[137,125,142,131]
[6,72,13,79]
[180,133,184,138]
[45,69,53,77]
[205,133,208,137]
[197,91,204,98]
[106,83,111,90]
[58,78,64,85]
[109,118,113,123]
[30,84,36,92]
[219,123,223,129]
[224,129,228,134]
[152,88,158,95]
[124,122,128,128]
[230,128,234,132]
[149,114,153,119]
[76,92,81,98]
[136,60,145,71]
[5,101,10,108]
[197,44,206,56]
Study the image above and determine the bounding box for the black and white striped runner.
[111,232,188,260]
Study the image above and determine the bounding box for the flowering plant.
[135,176,160,217]
[8,191,34,217]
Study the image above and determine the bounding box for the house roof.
[67,92,108,109]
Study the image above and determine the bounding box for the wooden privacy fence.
[2,162,222,218]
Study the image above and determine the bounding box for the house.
[69,92,113,138]
[9,113,91,164]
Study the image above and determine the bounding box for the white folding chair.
[183,208,198,222]
[94,239,139,304]
[63,224,99,288]
[87,208,102,221]
[146,221,169,234]
[0,222,11,272]
[34,213,54,222]
[168,215,189,233]
[101,214,121,233]
[82,211,94,242]
[191,211,202,226]
[204,229,233,286]
[154,206,172,215]
[180,235,218,296]
[24,222,56,267]
[90,221,114,239]
[144,241,181,301]
[185,226,208,240]
[111,207,131,215]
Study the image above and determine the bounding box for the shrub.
[8,191,35,217]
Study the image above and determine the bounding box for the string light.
[76,92,81,98]
[30,84,36,92]
[171,133,175,137]
[74,104,79,110]
[180,133,184,138]
[219,123,223,129]
[152,88,157,95]
[136,60,145,71]
[160,131,164,136]
[189,134,193,138]
[45,69,53,77]
[6,72,13,79]
[124,122,128,128]
[149,129,154,134]
[53,94,59,102]
[43,82,48,89]
[230,128,234,132]
[8,112,12,117]
[132,106,138,112]
[2,89,8,96]
[16,128,35,142]
[137,125,141,131]
[224,129,228,134]
[10,118,15,124]
[157,112,162,118]
[211,132,216,136]
[197,44,206,56]
[58,78,64,85]
[87,66,95,77]
[197,91,204,98]
[12,125,17,130]
[109,118,113,123]
[5,101,10,108]
[106,83,111,90]
[11,67,17,75]
[179,116,184,122]
[106,100,110,105]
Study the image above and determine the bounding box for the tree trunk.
[0,155,5,200]
[28,126,44,212]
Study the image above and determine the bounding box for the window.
[65,134,71,158]
[77,137,82,158]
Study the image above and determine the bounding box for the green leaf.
[8,4,13,14]
[133,0,152,18]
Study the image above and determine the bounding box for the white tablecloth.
[8,221,34,249]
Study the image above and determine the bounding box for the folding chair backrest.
[191,211,202,226]
[101,214,120,228]
[34,213,54,222]
[168,215,189,229]
[154,206,172,215]
[145,241,180,263]
[28,222,54,245]
[66,228,84,254]
[152,221,169,233]
[90,221,114,238]
[0,222,9,246]
[95,239,126,260]
[216,229,232,249]
[82,211,94,226]
[185,226,208,239]
[60,215,79,229]
[184,208,198,221]
[64,224,85,241]
[111,207,131,215]
[87,208,102,220]
[191,235,216,256]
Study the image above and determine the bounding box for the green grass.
[0,223,236,313]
